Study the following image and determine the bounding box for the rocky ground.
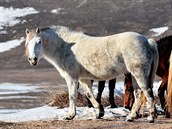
[0,0,172,128]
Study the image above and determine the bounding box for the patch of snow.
[153,81,161,96]
[0,109,26,114]
[51,8,65,14]
[0,105,130,122]
[0,30,7,34]
[0,37,24,53]
[0,6,38,29]
[149,26,169,37]
[0,104,163,122]
[0,83,42,95]
[0,96,37,100]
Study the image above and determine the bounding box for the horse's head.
[25,28,43,66]
[123,74,134,110]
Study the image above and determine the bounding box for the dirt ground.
[0,0,172,128]
[0,116,172,129]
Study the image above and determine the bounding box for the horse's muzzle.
[28,57,38,66]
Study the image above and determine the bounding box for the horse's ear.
[36,28,40,34]
[26,29,29,35]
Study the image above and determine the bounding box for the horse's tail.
[147,38,159,86]
[167,51,172,114]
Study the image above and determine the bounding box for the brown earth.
[0,0,172,128]
[0,117,172,129]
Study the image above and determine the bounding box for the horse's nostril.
[28,57,31,61]
[34,57,37,61]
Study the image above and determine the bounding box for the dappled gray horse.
[25,26,158,122]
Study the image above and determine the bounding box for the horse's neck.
[42,32,72,77]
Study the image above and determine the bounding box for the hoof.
[147,116,154,123]
[63,115,75,120]
[126,119,134,122]
[148,119,154,123]
[126,115,134,122]
[87,103,93,108]
[110,104,118,108]
[164,112,171,118]
[96,105,104,119]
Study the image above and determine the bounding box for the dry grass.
[46,89,124,108]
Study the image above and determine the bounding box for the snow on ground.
[0,6,38,30]
[0,105,130,122]
[51,8,65,14]
[149,26,169,37]
[0,37,24,53]
[0,83,42,95]
[0,82,161,122]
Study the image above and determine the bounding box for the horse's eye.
[38,41,41,44]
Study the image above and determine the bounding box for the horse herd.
[25,26,172,123]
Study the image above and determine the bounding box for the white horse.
[25,26,159,122]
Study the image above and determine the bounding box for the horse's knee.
[86,92,91,99]
[69,95,76,101]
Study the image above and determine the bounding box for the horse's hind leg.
[141,93,147,117]
[79,79,104,119]
[109,79,117,108]
[142,88,155,122]
[126,77,143,121]
[126,75,155,123]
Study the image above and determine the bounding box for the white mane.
[50,25,88,43]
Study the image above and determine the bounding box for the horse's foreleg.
[87,80,94,107]
[109,79,117,108]
[158,79,167,108]
[79,79,104,119]
[64,77,78,120]
[158,78,169,117]
[97,81,106,104]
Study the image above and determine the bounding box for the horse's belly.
[80,60,127,80]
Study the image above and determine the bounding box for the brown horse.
[167,51,172,116]
[124,35,172,117]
